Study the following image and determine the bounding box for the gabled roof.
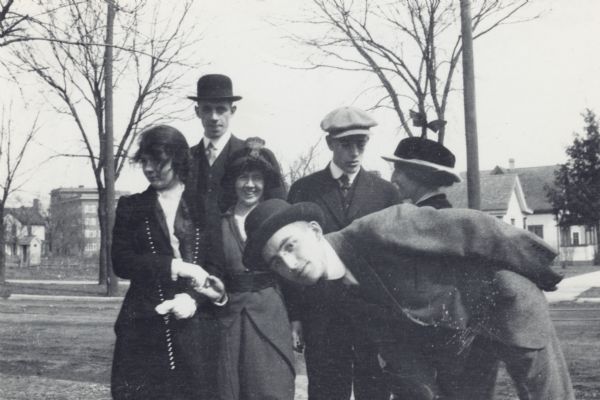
[509,165,558,213]
[443,165,559,214]
[444,172,521,211]
[5,206,46,226]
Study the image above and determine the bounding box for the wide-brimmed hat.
[382,137,461,183]
[243,199,325,270]
[321,106,377,139]
[187,74,242,102]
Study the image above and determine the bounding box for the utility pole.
[104,0,118,296]
[460,0,481,210]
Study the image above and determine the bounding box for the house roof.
[444,172,519,211]
[443,165,559,214]
[5,206,46,226]
[509,165,558,213]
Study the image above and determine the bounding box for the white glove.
[171,259,209,286]
[155,293,197,319]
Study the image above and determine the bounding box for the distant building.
[49,186,128,257]
[4,199,47,266]
[444,161,597,265]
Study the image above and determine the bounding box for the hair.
[133,125,191,180]
[395,161,456,189]
[220,139,285,209]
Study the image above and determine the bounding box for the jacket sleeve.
[345,203,562,290]
[112,196,173,284]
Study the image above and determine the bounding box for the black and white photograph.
[1,0,599,399]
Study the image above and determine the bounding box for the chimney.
[33,199,41,211]
[508,158,515,170]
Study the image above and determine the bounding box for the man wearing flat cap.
[186,74,285,230]
[231,198,574,400]
[286,106,400,400]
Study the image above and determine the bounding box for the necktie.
[205,142,217,166]
[338,174,351,198]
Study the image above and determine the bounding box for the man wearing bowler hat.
[286,106,400,400]
[238,197,574,400]
[186,74,284,229]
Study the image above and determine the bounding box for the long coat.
[111,187,220,400]
[287,166,400,400]
[325,202,561,350]
[214,211,295,400]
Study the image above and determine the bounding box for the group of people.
[110,73,575,400]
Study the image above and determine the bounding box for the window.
[84,204,96,214]
[572,232,580,246]
[85,217,96,226]
[528,225,544,239]
[84,229,97,238]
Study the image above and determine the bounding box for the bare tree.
[284,137,323,186]
[11,0,198,285]
[297,0,535,143]
[0,105,38,296]
[0,0,33,48]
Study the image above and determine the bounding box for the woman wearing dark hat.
[383,137,461,208]
[111,125,227,400]
[212,137,295,400]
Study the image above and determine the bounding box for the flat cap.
[320,106,377,138]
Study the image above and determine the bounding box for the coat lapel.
[345,169,370,222]
[315,168,346,228]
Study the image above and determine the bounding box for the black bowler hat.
[382,137,461,182]
[187,74,242,102]
[243,199,325,269]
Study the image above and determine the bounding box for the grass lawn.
[0,298,599,399]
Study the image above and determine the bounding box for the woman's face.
[235,169,265,208]
[140,153,178,190]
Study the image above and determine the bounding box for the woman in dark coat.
[111,125,226,400]
[214,138,295,400]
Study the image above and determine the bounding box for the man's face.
[391,166,418,201]
[262,221,327,285]
[327,135,369,174]
[195,100,236,139]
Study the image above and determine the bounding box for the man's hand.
[171,259,209,284]
[194,275,227,304]
[291,320,304,353]
[155,293,197,319]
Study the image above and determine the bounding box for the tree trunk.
[104,0,118,296]
[0,207,6,285]
[97,188,108,285]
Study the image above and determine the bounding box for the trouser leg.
[499,325,574,400]
[304,316,353,400]
[352,339,390,400]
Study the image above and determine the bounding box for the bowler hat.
[187,74,242,102]
[243,199,325,270]
[382,137,461,182]
[321,106,377,138]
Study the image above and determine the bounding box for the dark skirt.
[111,315,219,400]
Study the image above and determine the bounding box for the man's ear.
[194,105,201,118]
[308,221,324,239]
[231,104,237,115]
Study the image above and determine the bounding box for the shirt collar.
[202,130,232,152]
[415,190,443,205]
[329,161,359,185]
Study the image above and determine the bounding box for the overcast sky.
[4,0,600,207]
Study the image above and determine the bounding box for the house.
[443,162,597,265]
[4,199,47,267]
[49,186,127,257]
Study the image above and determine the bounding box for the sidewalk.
[545,270,600,303]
